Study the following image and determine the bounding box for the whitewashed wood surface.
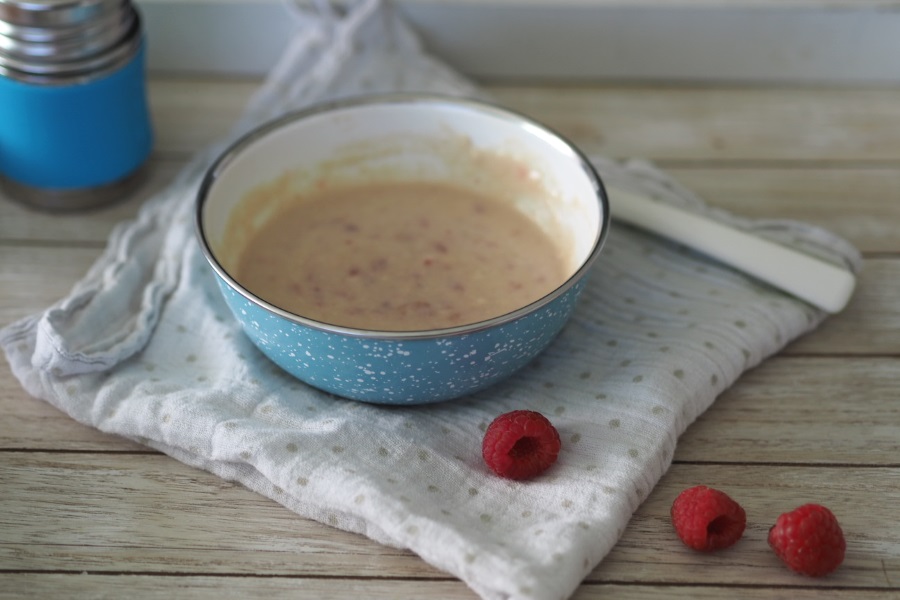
[1,77,899,599]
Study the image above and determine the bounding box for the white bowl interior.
[202,98,603,287]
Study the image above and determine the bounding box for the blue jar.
[0,0,154,210]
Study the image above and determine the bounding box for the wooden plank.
[0,452,438,577]
[0,452,443,577]
[489,86,900,161]
[140,78,900,162]
[3,165,898,253]
[785,260,900,356]
[0,158,181,247]
[147,77,258,157]
[0,575,474,600]
[598,463,900,587]
[1,455,897,589]
[0,363,146,452]
[665,167,900,255]
[675,357,900,464]
[0,246,100,328]
[0,576,896,600]
[2,244,896,356]
[2,355,898,461]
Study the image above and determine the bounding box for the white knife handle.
[607,186,857,313]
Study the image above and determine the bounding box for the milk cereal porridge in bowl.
[195,95,610,404]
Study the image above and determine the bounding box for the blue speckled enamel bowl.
[196,95,609,404]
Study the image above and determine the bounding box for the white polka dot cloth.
[0,2,861,600]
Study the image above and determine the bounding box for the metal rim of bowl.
[0,0,123,28]
[0,6,139,82]
[195,93,611,341]
[0,4,134,61]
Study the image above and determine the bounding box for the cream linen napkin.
[0,1,862,599]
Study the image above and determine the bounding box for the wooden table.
[2,77,899,599]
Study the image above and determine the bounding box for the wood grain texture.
[2,455,897,588]
[489,85,900,161]
[0,159,182,247]
[3,356,898,463]
[784,261,900,355]
[676,357,900,464]
[1,74,899,600]
[147,78,257,156]
[3,162,898,253]
[2,576,897,600]
[140,78,900,162]
[2,245,897,356]
[665,167,900,255]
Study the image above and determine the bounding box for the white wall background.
[137,0,900,84]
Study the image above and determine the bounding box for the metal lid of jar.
[0,3,133,62]
[0,0,122,28]
[0,3,141,83]
[0,1,127,42]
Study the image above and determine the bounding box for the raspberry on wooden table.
[481,410,561,480]
[670,485,747,551]
[768,503,846,577]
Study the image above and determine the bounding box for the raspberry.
[482,410,561,480]
[768,503,846,577]
[671,485,747,551]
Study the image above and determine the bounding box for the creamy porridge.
[234,180,567,331]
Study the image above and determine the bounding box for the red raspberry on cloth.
[482,410,561,480]
[670,485,747,551]
[768,503,846,577]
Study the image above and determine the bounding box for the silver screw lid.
[0,0,140,82]
[0,0,123,28]
[0,4,133,61]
